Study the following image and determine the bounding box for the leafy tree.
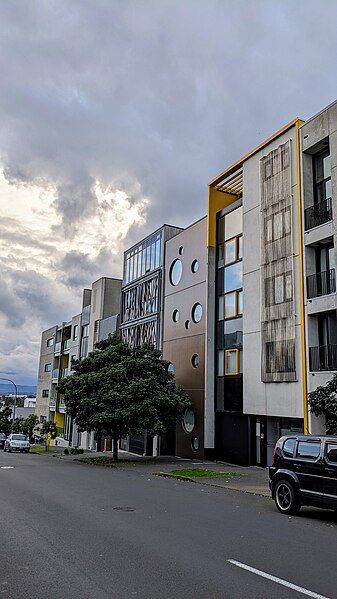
[21,414,39,441]
[41,420,58,451]
[0,406,13,436]
[58,334,191,461]
[308,373,337,434]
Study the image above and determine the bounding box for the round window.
[172,309,180,322]
[191,436,199,451]
[182,408,195,433]
[169,259,182,286]
[191,354,199,368]
[191,260,199,274]
[185,319,190,330]
[178,246,184,255]
[168,362,174,375]
[192,303,203,323]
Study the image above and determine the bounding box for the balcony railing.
[51,369,59,382]
[63,339,71,350]
[307,268,336,299]
[304,197,332,231]
[54,342,61,354]
[49,399,56,411]
[60,368,69,378]
[309,344,337,371]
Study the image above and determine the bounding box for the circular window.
[168,362,174,374]
[178,246,184,255]
[192,303,203,323]
[191,354,199,368]
[185,319,190,330]
[169,259,182,286]
[172,309,180,322]
[191,260,199,274]
[182,408,195,433]
[191,436,199,451]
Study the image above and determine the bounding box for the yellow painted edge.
[207,186,238,247]
[295,120,309,434]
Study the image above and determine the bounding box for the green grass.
[76,456,117,466]
[30,445,63,455]
[168,468,239,478]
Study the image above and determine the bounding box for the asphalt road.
[0,452,337,599]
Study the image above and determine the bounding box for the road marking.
[227,559,331,599]
[0,466,14,469]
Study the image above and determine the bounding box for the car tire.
[274,479,301,515]
[8,446,12,453]
[3,446,6,452]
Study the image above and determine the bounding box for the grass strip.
[168,468,240,478]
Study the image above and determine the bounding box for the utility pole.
[0,378,18,433]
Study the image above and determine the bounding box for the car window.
[296,441,321,460]
[326,444,337,464]
[0,433,6,439]
[12,434,26,441]
[283,438,296,457]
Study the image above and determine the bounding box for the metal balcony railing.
[63,339,71,350]
[60,368,69,378]
[304,197,332,231]
[306,268,336,299]
[54,342,61,354]
[52,369,59,381]
[309,344,337,371]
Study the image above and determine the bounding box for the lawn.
[168,468,240,478]
[30,445,63,454]
[76,456,117,466]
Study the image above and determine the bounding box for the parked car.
[0,432,6,449]
[269,434,337,515]
[4,433,30,453]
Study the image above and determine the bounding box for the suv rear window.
[326,444,337,463]
[283,438,296,457]
[296,441,320,460]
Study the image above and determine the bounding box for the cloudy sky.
[1,0,337,386]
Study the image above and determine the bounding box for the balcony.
[63,339,71,351]
[304,198,332,231]
[51,369,59,382]
[60,368,69,378]
[54,342,61,355]
[307,269,336,299]
[49,399,56,412]
[58,401,66,414]
[309,344,337,371]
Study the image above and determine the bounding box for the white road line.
[0,466,14,469]
[227,559,331,599]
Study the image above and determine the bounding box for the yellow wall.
[207,187,239,247]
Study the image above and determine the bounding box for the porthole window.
[178,246,184,255]
[182,408,195,433]
[169,259,182,286]
[168,362,174,375]
[172,309,180,322]
[192,303,203,323]
[191,436,199,451]
[191,260,199,274]
[191,354,199,368]
[185,320,190,330]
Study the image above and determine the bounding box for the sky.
[1,0,337,386]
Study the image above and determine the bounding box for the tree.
[0,406,12,436]
[308,373,337,434]
[21,414,39,441]
[58,334,191,461]
[41,421,58,451]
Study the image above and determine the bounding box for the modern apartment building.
[35,277,121,447]
[162,217,207,459]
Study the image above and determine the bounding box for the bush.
[70,447,84,455]
[64,448,69,455]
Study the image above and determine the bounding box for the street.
[0,452,336,599]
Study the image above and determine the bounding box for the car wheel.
[275,480,300,515]
[25,449,30,453]
[8,446,12,453]
[3,446,6,452]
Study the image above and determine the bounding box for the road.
[0,452,336,599]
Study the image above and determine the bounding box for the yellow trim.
[295,120,309,434]
[207,186,237,247]
[225,348,239,375]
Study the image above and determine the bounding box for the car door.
[323,441,337,509]
[292,440,324,505]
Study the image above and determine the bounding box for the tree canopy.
[58,334,191,458]
[308,373,337,434]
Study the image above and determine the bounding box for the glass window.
[155,237,161,268]
[182,408,195,433]
[273,212,283,240]
[185,320,190,329]
[283,438,296,457]
[225,292,236,319]
[284,209,291,235]
[191,259,200,273]
[172,309,180,322]
[218,243,225,262]
[150,241,156,271]
[179,246,184,255]
[191,436,199,451]
[73,325,78,341]
[239,350,243,373]
[225,206,242,241]
[224,261,242,293]
[225,239,236,264]
[326,444,337,463]
[218,296,224,320]
[191,354,199,368]
[296,441,320,460]
[285,274,292,301]
[44,363,51,372]
[323,153,331,179]
[42,389,49,398]
[192,303,203,323]
[237,291,243,315]
[238,236,243,260]
[168,363,174,375]
[218,350,224,376]
[225,349,238,375]
[170,259,183,286]
[274,275,284,304]
[266,217,273,243]
[46,338,54,347]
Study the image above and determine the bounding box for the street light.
[0,377,18,433]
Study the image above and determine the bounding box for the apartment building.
[35,277,121,447]
[162,217,207,459]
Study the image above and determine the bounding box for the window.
[191,354,199,368]
[42,389,49,398]
[225,292,236,318]
[326,444,337,463]
[191,436,199,451]
[44,363,51,372]
[93,320,100,344]
[191,259,199,273]
[225,239,236,264]
[296,441,320,460]
[179,246,184,255]
[283,438,296,458]
[222,290,243,319]
[237,291,243,315]
[224,261,243,293]
[73,325,78,341]
[46,338,54,347]
[170,259,183,286]
[168,363,174,375]
[182,408,195,433]
[274,275,284,304]
[82,324,89,338]
[265,209,291,243]
[314,149,331,204]
[266,272,292,306]
[172,309,180,322]
[192,303,203,323]
[218,350,224,376]
[185,320,190,330]
[225,349,239,375]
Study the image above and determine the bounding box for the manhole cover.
[113,506,135,512]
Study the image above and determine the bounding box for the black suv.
[269,435,337,515]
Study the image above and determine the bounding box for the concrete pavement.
[1,451,337,598]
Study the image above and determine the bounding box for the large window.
[265,272,292,306]
[314,149,331,204]
[44,363,51,372]
[46,338,54,347]
[124,233,162,285]
[73,324,78,341]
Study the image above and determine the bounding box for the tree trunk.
[113,436,118,462]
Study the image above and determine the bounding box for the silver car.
[4,434,30,453]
